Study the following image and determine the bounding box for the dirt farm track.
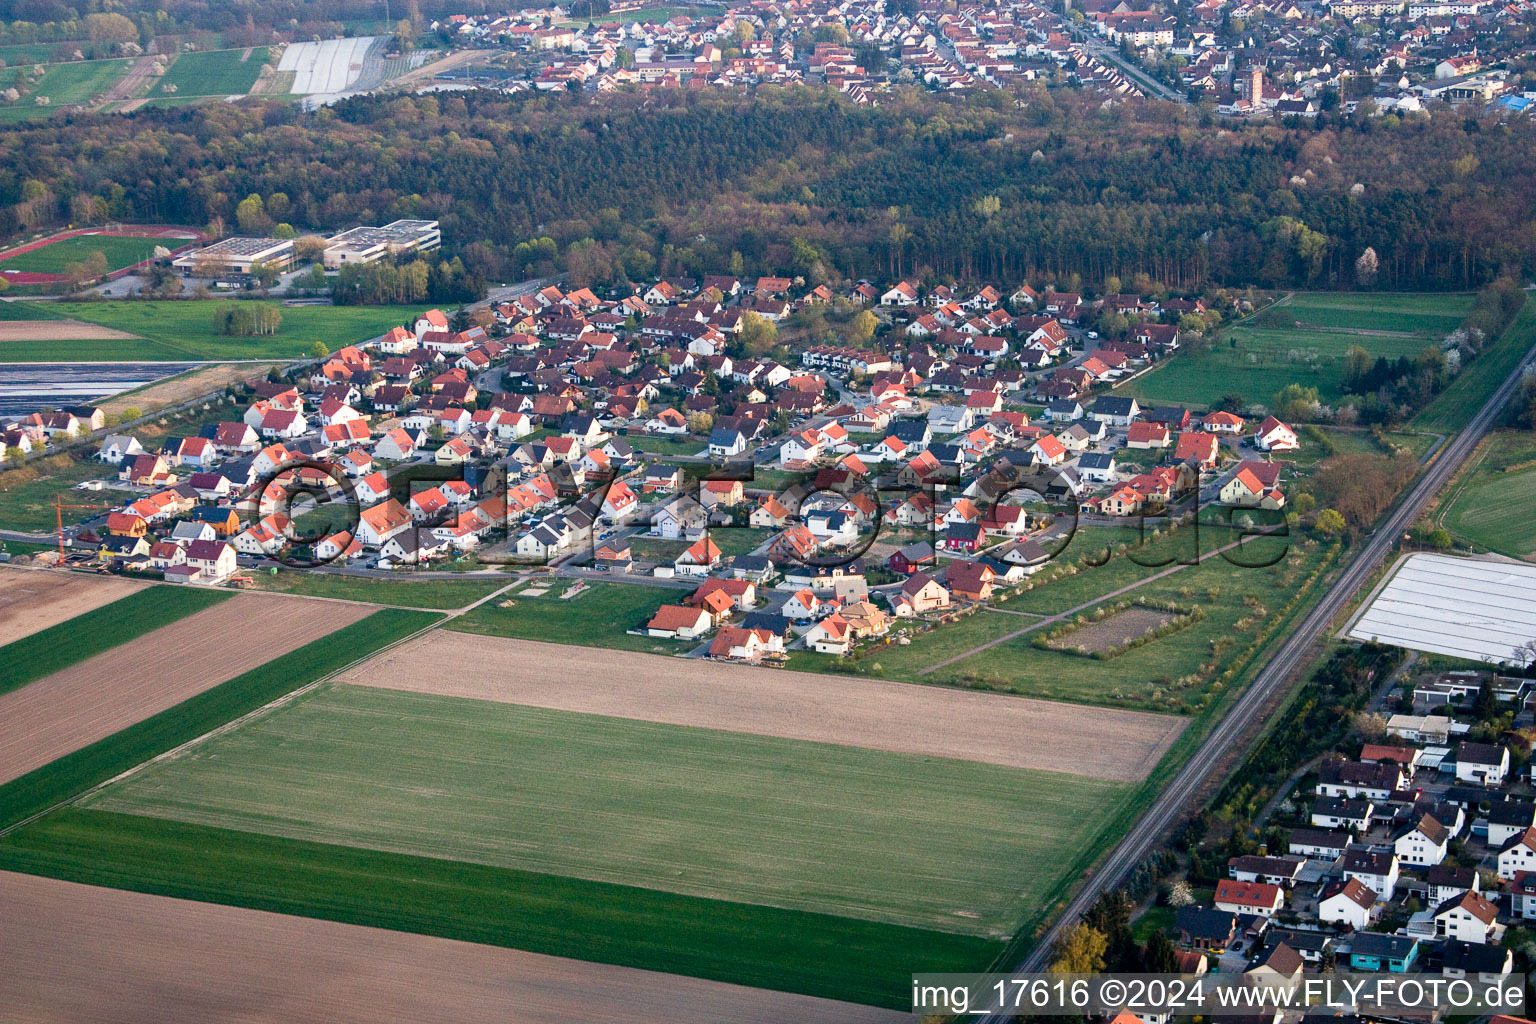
[0,871,903,1024]
[0,592,373,784]
[341,632,1186,782]
[0,568,142,647]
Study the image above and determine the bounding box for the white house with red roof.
[1255,416,1298,452]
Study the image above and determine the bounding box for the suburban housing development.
[1,0,1535,1018]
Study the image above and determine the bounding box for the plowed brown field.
[0,593,373,783]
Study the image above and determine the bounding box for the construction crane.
[52,497,119,559]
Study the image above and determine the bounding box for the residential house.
[646,605,713,639]
[1214,879,1284,917]
[1457,742,1510,785]
[707,626,784,661]
[1348,933,1419,973]
[1498,828,1536,880]
[1255,416,1298,452]
[1089,396,1140,427]
[1393,814,1449,867]
[893,571,949,616]
[805,613,852,655]
[1318,878,1377,930]
[1341,846,1400,901]
[1433,890,1501,944]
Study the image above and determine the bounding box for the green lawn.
[0,300,61,320]
[626,434,704,456]
[1251,292,1471,335]
[449,578,697,654]
[83,682,1125,938]
[1412,299,1536,433]
[0,457,137,534]
[0,42,63,66]
[244,571,509,609]
[0,234,161,275]
[828,526,1329,714]
[0,608,440,831]
[558,4,724,25]
[9,301,432,362]
[1440,430,1536,558]
[151,47,268,97]
[1125,292,1473,410]
[0,58,130,121]
[0,807,996,1009]
[709,525,772,557]
[0,586,231,697]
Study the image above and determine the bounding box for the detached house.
[1255,416,1298,452]
[1434,890,1501,945]
[1214,879,1284,917]
[1457,742,1510,785]
[893,572,949,616]
[1318,878,1377,930]
[1393,814,1449,867]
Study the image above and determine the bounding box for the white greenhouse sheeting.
[279,36,375,95]
[1347,553,1536,664]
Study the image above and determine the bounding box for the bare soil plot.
[340,632,1185,782]
[97,361,285,415]
[1046,607,1177,654]
[0,592,373,784]
[0,870,900,1024]
[0,319,141,341]
[0,568,142,647]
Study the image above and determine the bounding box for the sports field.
[85,683,1122,938]
[0,234,160,275]
[151,47,268,97]
[0,301,432,362]
[1124,292,1473,409]
[0,58,131,121]
[1439,430,1536,558]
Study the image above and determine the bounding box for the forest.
[0,85,1532,295]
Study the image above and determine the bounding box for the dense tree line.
[329,256,484,306]
[0,86,1532,294]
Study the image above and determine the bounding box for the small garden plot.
[1039,600,1204,659]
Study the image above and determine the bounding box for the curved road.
[990,337,1536,998]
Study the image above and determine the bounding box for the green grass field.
[0,234,161,275]
[0,586,231,697]
[1412,299,1536,433]
[626,434,704,456]
[0,608,440,831]
[1440,431,1536,558]
[0,58,131,121]
[2,301,432,362]
[558,4,724,25]
[821,525,1329,714]
[83,683,1124,938]
[0,457,137,534]
[244,571,509,609]
[0,300,61,320]
[449,578,697,654]
[1251,292,1470,335]
[151,47,268,97]
[1125,292,1473,410]
[0,807,996,1008]
[0,42,64,66]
